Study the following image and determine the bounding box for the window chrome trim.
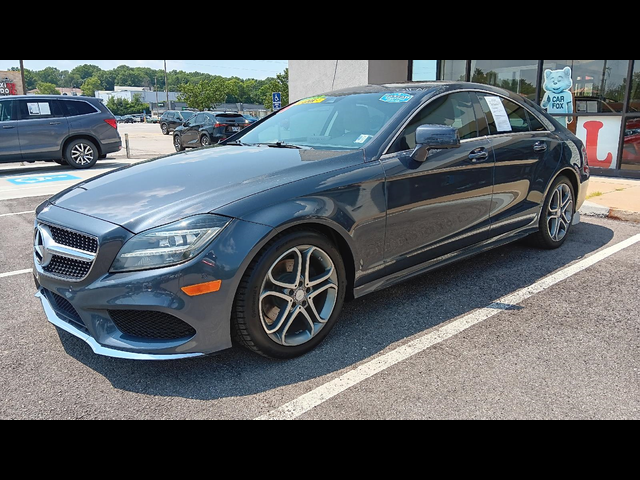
[33,221,99,282]
[381,88,553,157]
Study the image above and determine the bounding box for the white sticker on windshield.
[484,96,512,132]
[355,134,371,144]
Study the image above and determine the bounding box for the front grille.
[44,256,93,279]
[48,225,98,253]
[108,310,196,340]
[36,223,98,281]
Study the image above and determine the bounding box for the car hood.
[48,145,362,233]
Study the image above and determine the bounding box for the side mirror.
[411,124,461,162]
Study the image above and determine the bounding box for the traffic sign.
[272,92,282,110]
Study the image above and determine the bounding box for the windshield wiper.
[261,142,303,149]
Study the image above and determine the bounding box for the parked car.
[173,111,251,151]
[0,95,121,168]
[159,110,194,135]
[119,115,134,124]
[33,82,590,361]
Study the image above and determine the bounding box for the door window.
[0,100,13,121]
[388,91,479,154]
[17,99,62,119]
[476,94,545,134]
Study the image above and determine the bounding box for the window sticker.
[484,96,512,132]
[379,93,413,103]
[297,96,326,105]
[27,102,51,116]
[355,134,371,144]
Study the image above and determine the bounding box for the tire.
[174,134,185,152]
[161,123,169,135]
[529,175,575,249]
[64,139,98,169]
[232,229,347,359]
[200,134,212,147]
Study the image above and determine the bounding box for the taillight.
[105,118,117,129]
[581,144,590,175]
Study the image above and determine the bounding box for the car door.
[182,113,204,147]
[0,98,21,161]
[474,92,565,236]
[380,91,495,276]
[16,99,69,160]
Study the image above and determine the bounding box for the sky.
[0,60,288,80]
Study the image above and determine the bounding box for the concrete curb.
[579,201,640,223]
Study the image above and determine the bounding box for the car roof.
[3,94,100,101]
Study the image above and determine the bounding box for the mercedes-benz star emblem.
[34,225,53,267]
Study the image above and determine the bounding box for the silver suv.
[0,95,121,169]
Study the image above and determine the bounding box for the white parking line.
[256,233,640,420]
[0,210,33,217]
[0,269,32,279]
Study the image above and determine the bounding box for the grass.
[586,191,604,199]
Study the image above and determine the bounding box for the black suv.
[0,95,121,169]
[173,112,250,151]
[159,110,195,135]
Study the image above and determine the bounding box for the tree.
[177,77,227,110]
[36,82,60,95]
[259,69,289,110]
[106,95,150,115]
[81,77,103,97]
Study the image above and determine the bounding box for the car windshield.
[237,92,413,150]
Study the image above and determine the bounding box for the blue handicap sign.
[272,92,281,103]
[7,173,81,185]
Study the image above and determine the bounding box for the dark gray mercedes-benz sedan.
[33,82,590,360]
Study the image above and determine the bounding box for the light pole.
[19,60,26,95]
[164,60,169,111]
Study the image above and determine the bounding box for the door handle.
[468,148,489,163]
[533,141,547,152]
[49,121,61,125]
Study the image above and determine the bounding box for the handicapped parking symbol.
[6,174,81,185]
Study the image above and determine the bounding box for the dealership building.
[289,60,640,178]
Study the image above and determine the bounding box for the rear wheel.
[161,123,169,135]
[232,230,346,359]
[200,134,212,147]
[64,139,98,169]
[529,175,575,249]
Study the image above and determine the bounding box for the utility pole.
[19,60,26,95]
[164,60,169,111]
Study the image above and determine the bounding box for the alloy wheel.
[70,143,95,166]
[547,183,573,242]
[259,245,338,347]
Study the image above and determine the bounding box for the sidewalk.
[580,175,640,223]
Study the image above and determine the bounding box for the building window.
[439,60,467,82]
[470,60,539,99]
[543,60,629,114]
[411,60,438,81]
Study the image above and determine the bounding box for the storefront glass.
[542,60,629,114]
[411,60,438,81]
[439,60,467,82]
[621,61,640,171]
[470,60,539,99]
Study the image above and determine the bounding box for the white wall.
[289,60,409,102]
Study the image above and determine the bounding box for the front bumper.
[34,204,273,360]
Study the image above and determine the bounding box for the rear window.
[215,113,245,123]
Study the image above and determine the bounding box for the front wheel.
[529,175,575,249]
[232,230,346,359]
[173,134,185,152]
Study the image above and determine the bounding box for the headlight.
[110,215,231,273]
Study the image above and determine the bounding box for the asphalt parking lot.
[1,125,639,420]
